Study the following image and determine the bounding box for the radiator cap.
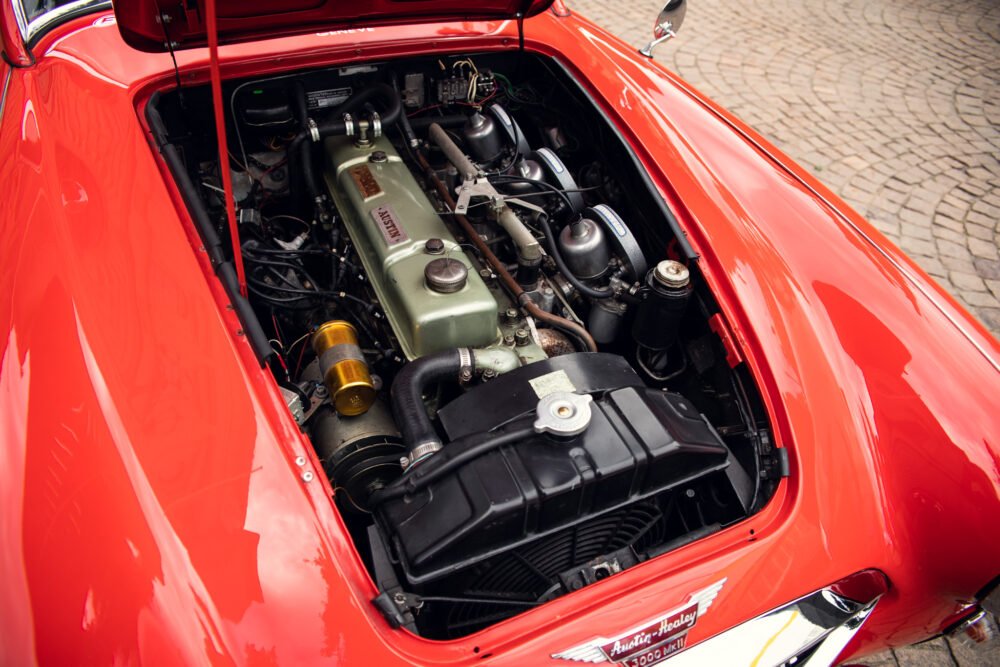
[534,392,594,437]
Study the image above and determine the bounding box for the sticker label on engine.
[306,86,352,110]
[529,370,577,398]
[350,165,383,199]
[594,204,628,238]
[370,204,409,246]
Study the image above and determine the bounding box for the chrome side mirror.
[639,0,687,58]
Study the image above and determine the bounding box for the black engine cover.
[376,354,750,586]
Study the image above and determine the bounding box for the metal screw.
[459,368,473,382]
[514,328,530,346]
[399,456,410,468]
[482,368,498,382]
[393,592,407,606]
[301,471,315,483]
[315,385,329,398]
[479,268,493,281]
[295,456,306,466]
[504,307,519,323]
[503,333,516,346]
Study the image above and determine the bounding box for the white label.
[536,148,565,174]
[529,370,577,398]
[595,204,628,237]
[307,87,352,110]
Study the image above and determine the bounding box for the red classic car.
[1,0,998,665]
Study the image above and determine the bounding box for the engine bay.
[147,51,783,639]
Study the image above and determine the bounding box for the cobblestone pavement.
[571,0,1000,335]
[567,0,1000,665]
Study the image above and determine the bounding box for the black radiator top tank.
[375,353,752,586]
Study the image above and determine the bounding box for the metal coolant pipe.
[428,122,479,181]
[413,146,597,353]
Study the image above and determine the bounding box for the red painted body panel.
[0,1,33,67]
[1,8,998,666]
[112,0,554,52]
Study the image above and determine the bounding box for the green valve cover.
[323,136,500,359]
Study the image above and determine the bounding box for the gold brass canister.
[312,320,376,416]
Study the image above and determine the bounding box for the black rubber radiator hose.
[389,349,466,457]
[289,82,403,207]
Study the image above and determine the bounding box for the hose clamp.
[401,440,442,470]
[457,347,473,381]
[370,111,382,138]
[342,113,355,137]
[307,118,320,142]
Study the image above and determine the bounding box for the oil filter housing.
[312,320,376,416]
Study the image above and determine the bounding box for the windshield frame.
[19,0,110,48]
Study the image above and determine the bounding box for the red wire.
[294,337,309,378]
[205,0,247,298]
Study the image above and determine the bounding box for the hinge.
[760,448,790,480]
[516,12,524,50]
[708,313,744,368]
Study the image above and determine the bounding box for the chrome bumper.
[664,587,879,666]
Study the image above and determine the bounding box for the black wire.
[262,266,304,289]
[247,278,375,310]
[371,423,536,505]
[243,247,328,255]
[503,186,600,197]
[153,0,184,105]
[534,212,614,299]
[488,174,577,213]
[418,596,540,607]
[487,175,614,299]
[247,257,324,288]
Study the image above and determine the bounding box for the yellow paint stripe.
[750,610,800,667]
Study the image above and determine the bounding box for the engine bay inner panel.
[146,50,783,640]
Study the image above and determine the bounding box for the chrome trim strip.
[25,0,110,43]
[798,601,877,665]
[12,0,29,37]
[0,66,12,125]
[662,589,880,666]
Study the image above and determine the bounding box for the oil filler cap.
[533,392,594,437]
[425,257,468,293]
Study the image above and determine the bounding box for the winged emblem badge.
[551,579,726,667]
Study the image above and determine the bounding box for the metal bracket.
[504,197,546,216]
[639,25,676,58]
[454,177,497,215]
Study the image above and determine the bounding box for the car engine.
[147,52,782,638]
